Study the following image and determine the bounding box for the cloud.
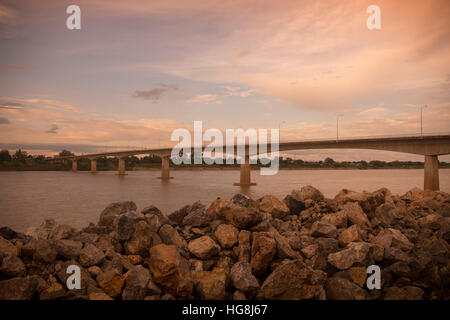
[0,101,24,109]
[133,84,179,102]
[187,94,222,104]
[45,124,59,134]
[0,117,9,124]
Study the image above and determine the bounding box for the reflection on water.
[0,169,449,231]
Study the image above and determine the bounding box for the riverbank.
[0,186,448,300]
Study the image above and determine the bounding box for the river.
[1,169,449,232]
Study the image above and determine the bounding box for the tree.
[12,149,28,163]
[59,149,74,157]
[0,149,11,162]
[324,157,335,165]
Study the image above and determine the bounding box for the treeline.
[0,149,449,171]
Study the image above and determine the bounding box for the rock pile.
[0,186,449,300]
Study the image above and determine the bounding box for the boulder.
[214,224,239,249]
[168,204,191,225]
[79,243,105,267]
[96,269,125,298]
[226,206,263,229]
[373,203,402,226]
[124,220,158,257]
[148,244,192,297]
[207,199,234,220]
[231,261,259,292]
[182,203,211,227]
[250,232,276,277]
[291,185,324,202]
[89,292,114,300]
[258,195,290,219]
[0,236,18,259]
[341,202,370,229]
[231,193,256,208]
[0,276,39,300]
[192,269,227,300]
[327,242,371,270]
[310,221,337,238]
[55,239,82,260]
[98,201,137,227]
[40,283,67,300]
[114,214,136,241]
[301,244,318,259]
[122,265,151,300]
[188,236,220,259]
[159,224,188,250]
[22,239,57,263]
[338,225,362,247]
[383,286,424,300]
[283,195,306,215]
[0,255,26,277]
[326,277,369,300]
[260,259,327,299]
[321,211,348,229]
[388,228,414,252]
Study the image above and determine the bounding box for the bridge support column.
[90,159,97,173]
[71,160,77,172]
[117,157,127,175]
[424,155,439,191]
[234,155,256,186]
[158,156,173,180]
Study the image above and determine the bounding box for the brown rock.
[89,292,114,300]
[260,259,327,299]
[291,185,325,202]
[0,276,39,300]
[338,225,362,247]
[188,236,220,259]
[124,220,157,257]
[321,211,348,228]
[327,242,371,270]
[0,236,18,259]
[326,277,369,300]
[342,202,370,229]
[98,201,137,227]
[96,269,125,298]
[258,195,290,219]
[250,232,276,277]
[79,243,105,267]
[231,261,259,292]
[214,224,239,249]
[0,255,26,277]
[310,221,337,238]
[192,269,227,300]
[122,265,150,300]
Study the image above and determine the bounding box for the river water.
[1,169,449,232]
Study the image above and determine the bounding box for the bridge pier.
[158,156,173,180]
[424,155,439,191]
[234,155,256,186]
[117,157,127,175]
[72,160,77,172]
[90,159,97,173]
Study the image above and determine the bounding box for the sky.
[0,0,449,161]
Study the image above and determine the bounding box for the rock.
[182,203,212,227]
[114,214,136,241]
[310,221,337,238]
[250,232,276,277]
[40,283,67,300]
[268,228,300,259]
[384,286,424,300]
[79,244,105,267]
[327,242,371,270]
[0,236,18,259]
[25,219,75,241]
[148,244,192,297]
[231,261,259,292]
[325,277,369,300]
[22,239,57,263]
[55,239,82,260]
[124,221,158,257]
[56,260,92,295]
[283,195,306,215]
[0,227,23,240]
[338,225,362,247]
[301,244,319,259]
[192,269,227,300]
[98,201,137,227]
[373,203,402,226]
[260,259,327,299]
[214,224,239,249]
[258,195,290,219]
[388,228,414,251]
[89,292,114,300]
[342,202,370,229]
[168,205,191,225]
[321,211,348,229]
[226,206,263,229]
[231,194,256,208]
[233,290,247,300]
[88,266,102,278]
[122,265,151,300]
[419,213,447,230]
[291,185,325,202]
[188,236,220,259]
[96,269,125,298]
[0,276,39,300]
[207,199,234,220]
[159,224,188,249]
[347,266,368,287]
[0,255,26,277]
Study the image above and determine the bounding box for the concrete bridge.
[56,134,450,191]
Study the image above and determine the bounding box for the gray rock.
[98,201,137,227]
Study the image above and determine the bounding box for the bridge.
[55,133,450,191]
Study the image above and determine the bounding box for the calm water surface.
[1,169,449,231]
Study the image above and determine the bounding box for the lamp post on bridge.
[336,114,344,141]
[278,121,286,143]
[420,105,427,137]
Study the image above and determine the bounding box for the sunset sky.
[0,0,449,160]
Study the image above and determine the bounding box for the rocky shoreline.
[0,186,449,300]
